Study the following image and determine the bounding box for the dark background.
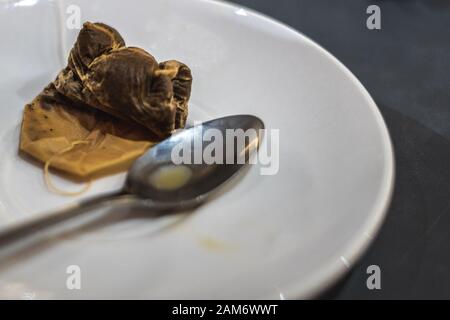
[228,0,450,299]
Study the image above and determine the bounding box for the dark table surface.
[229,0,450,299]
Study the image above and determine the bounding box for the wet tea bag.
[19,22,192,182]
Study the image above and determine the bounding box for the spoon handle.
[0,191,137,247]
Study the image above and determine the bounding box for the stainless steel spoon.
[0,115,264,246]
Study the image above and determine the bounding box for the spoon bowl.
[126,115,264,209]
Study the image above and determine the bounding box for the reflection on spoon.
[149,165,193,191]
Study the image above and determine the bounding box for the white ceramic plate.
[0,0,393,299]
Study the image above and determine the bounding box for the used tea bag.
[19,22,192,180]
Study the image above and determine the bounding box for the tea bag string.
[44,140,92,196]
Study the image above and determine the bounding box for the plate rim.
[205,0,395,299]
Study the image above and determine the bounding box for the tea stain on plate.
[196,235,236,253]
